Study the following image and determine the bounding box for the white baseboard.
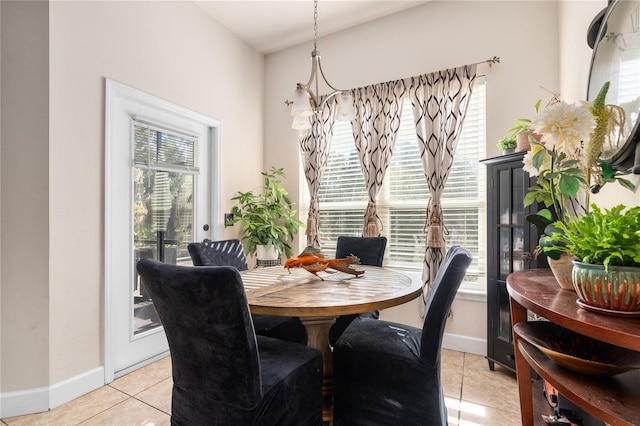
[49,367,105,409]
[0,366,105,418]
[0,386,49,419]
[442,332,486,356]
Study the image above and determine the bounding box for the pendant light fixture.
[290,0,356,130]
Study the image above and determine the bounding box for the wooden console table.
[507,269,640,426]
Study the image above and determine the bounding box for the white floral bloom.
[529,101,595,155]
[522,143,549,177]
[522,151,539,176]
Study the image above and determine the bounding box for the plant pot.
[256,244,279,261]
[516,131,542,152]
[502,148,515,155]
[572,261,640,313]
[547,253,575,290]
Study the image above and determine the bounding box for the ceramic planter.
[547,253,575,290]
[516,130,542,152]
[572,261,640,313]
[256,244,279,261]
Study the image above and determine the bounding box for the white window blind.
[131,118,199,253]
[318,77,486,291]
[133,118,199,174]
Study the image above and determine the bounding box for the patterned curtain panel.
[409,65,477,309]
[351,80,407,236]
[300,97,338,246]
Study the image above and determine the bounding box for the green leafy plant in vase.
[226,167,305,259]
[508,99,542,151]
[497,136,517,154]
[547,204,640,313]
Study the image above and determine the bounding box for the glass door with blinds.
[132,120,199,335]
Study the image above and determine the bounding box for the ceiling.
[193,1,431,54]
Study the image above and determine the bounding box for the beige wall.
[2,0,264,413]
[0,0,2,401]
[1,0,50,395]
[49,0,263,386]
[49,0,264,384]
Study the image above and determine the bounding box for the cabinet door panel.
[512,168,525,225]
[499,227,511,279]
[482,152,545,372]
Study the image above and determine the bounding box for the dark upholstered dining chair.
[332,245,472,426]
[136,259,323,426]
[188,239,306,344]
[329,236,387,346]
[335,236,387,267]
[187,238,249,270]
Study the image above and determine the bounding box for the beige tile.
[3,386,128,426]
[135,378,172,414]
[461,353,520,414]
[442,359,464,399]
[78,398,170,426]
[462,352,493,371]
[445,396,460,425]
[110,356,172,396]
[442,348,465,366]
[458,399,521,426]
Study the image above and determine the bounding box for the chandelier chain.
[289,0,357,128]
[313,0,318,51]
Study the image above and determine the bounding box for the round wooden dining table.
[240,264,422,423]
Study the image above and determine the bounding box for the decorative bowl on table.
[514,321,640,377]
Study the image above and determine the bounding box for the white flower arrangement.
[520,82,635,260]
[523,82,634,220]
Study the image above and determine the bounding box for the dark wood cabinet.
[481,152,546,371]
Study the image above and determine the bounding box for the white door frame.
[104,79,222,383]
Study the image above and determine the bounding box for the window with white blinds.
[133,119,199,173]
[131,118,200,257]
[318,77,486,291]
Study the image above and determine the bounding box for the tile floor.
[1,349,521,426]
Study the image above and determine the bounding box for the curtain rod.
[474,56,500,68]
[284,56,500,107]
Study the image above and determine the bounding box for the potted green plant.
[226,167,305,260]
[508,99,542,151]
[547,204,640,313]
[496,136,517,154]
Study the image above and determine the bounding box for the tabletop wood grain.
[242,265,421,317]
